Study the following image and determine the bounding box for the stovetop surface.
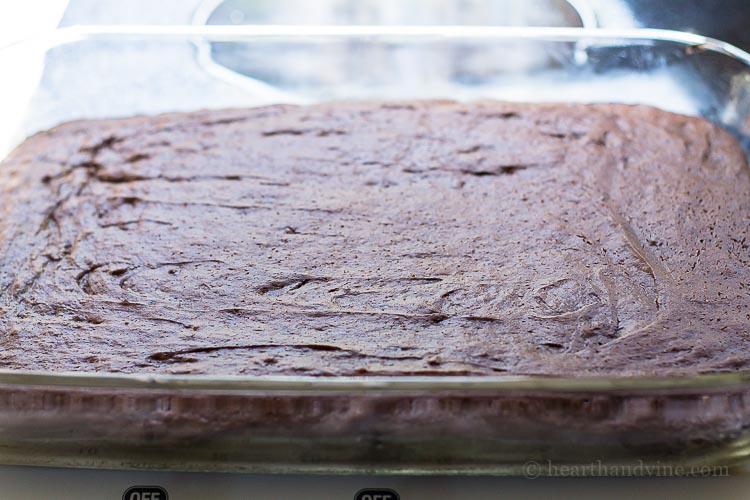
[2,465,749,500]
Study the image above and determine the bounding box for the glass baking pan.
[1,25,750,475]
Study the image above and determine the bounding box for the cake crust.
[1,100,749,376]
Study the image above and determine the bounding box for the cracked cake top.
[0,100,749,376]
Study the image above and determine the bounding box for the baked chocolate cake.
[0,100,748,376]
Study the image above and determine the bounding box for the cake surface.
[1,100,749,376]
